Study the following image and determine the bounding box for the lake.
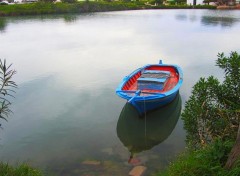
[0,9,240,175]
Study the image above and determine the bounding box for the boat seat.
[140,70,170,79]
[137,70,170,91]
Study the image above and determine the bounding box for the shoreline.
[217,4,240,9]
[0,2,216,17]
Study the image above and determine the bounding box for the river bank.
[0,2,216,17]
[217,4,240,9]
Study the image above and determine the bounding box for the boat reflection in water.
[116,93,182,163]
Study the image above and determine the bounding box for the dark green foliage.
[194,4,216,9]
[216,52,240,104]
[0,162,44,176]
[182,52,240,150]
[155,0,163,4]
[148,0,164,5]
[0,3,8,6]
[175,0,187,4]
[61,0,77,4]
[156,139,240,176]
[0,59,17,125]
[122,0,132,2]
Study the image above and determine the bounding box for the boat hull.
[130,91,178,115]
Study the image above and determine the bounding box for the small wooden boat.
[116,60,183,115]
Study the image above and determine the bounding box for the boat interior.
[122,65,179,95]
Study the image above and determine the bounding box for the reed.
[0,59,17,125]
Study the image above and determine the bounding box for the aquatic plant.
[0,59,17,125]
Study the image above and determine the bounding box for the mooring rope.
[143,96,147,138]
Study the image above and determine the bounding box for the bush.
[182,52,240,150]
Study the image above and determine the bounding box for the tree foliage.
[0,59,17,126]
[182,52,240,150]
[61,0,77,3]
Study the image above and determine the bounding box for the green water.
[0,9,240,175]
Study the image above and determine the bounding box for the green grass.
[155,139,240,176]
[0,162,44,176]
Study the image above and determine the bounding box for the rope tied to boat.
[144,96,147,140]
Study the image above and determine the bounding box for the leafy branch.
[0,59,17,124]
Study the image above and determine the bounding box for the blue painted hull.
[130,91,178,115]
[116,60,183,115]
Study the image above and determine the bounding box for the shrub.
[182,52,240,149]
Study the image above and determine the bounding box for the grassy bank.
[0,2,216,16]
[156,140,240,176]
[0,162,44,176]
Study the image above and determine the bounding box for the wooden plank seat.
[137,70,170,91]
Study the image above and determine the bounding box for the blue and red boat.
[116,60,183,115]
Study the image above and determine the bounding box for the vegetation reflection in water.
[117,93,182,165]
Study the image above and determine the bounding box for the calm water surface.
[0,9,240,175]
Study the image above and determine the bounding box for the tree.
[193,0,196,5]
[225,124,240,169]
[0,59,17,127]
[176,0,187,4]
[154,0,163,5]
